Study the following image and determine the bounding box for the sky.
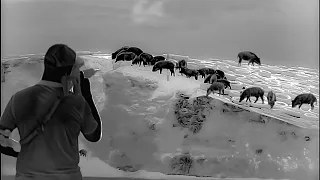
[1,0,319,68]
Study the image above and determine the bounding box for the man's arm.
[0,96,19,157]
[80,71,102,142]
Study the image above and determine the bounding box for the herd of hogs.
[111,46,318,111]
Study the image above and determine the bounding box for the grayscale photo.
[1,0,319,180]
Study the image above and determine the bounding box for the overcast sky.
[1,0,318,68]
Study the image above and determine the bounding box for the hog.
[152,61,175,76]
[292,93,317,110]
[131,56,145,66]
[217,79,232,89]
[115,52,137,63]
[237,51,261,66]
[206,82,225,96]
[151,56,166,65]
[197,68,216,78]
[179,67,199,80]
[112,46,130,59]
[239,87,265,104]
[175,59,187,71]
[215,69,226,79]
[267,91,277,109]
[139,53,154,65]
[126,47,144,57]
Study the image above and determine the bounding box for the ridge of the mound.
[1,53,318,180]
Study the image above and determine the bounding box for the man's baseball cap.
[44,44,77,67]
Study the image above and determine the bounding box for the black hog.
[292,93,317,110]
[215,69,226,79]
[115,52,137,63]
[206,82,225,96]
[217,79,232,89]
[151,56,166,65]
[197,68,215,78]
[267,91,277,109]
[179,67,199,80]
[126,47,144,57]
[139,53,154,65]
[204,73,224,83]
[239,87,265,104]
[131,56,145,66]
[112,46,130,59]
[175,59,187,71]
[152,61,175,76]
[237,51,261,66]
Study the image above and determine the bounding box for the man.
[0,44,102,180]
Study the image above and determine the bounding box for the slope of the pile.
[1,54,319,180]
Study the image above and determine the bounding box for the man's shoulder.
[13,85,48,99]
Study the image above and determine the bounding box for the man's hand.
[0,129,11,147]
[82,68,100,79]
[80,71,92,98]
[0,129,21,152]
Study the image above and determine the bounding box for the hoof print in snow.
[304,136,311,141]
[149,123,156,130]
[255,149,263,154]
[291,132,298,139]
[278,131,288,141]
[170,153,194,175]
[105,83,112,89]
[258,115,272,124]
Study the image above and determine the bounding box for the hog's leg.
[238,58,242,66]
[206,89,212,97]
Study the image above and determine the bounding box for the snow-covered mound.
[1,53,319,180]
